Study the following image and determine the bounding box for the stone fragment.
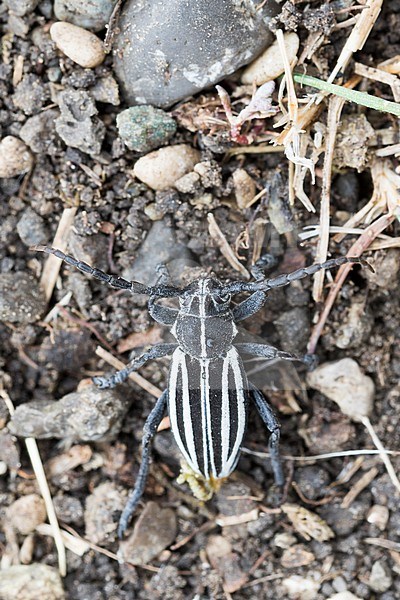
[0,564,65,600]
[117,106,176,153]
[133,144,200,190]
[241,32,300,85]
[0,136,33,178]
[54,89,105,154]
[113,0,279,107]
[19,109,60,154]
[17,207,48,246]
[122,220,194,285]
[0,272,46,324]
[12,74,50,115]
[368,560,392,593]
[119,501,177,565]
[50,21,105,68]
[366,504,389,531]
[84,481,126,544]
[6,494,47,534]
[54,0,117,32]
[4,0,39,17]
[307,358,374,421]
[9,386,127,442]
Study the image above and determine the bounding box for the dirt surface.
[0,1,400,599]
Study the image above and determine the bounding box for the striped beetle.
[35,245,366,536]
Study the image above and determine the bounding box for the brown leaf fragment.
[281,503,335,542]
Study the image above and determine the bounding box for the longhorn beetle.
[34,245,366,537]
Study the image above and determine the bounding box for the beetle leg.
[250,253,278,281]
[232,291,267,322]
[250,385,284,487]
[93,343,177,388]
[118,390,168,537]
[236,342,312,366]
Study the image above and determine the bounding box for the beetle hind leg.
[118,390,168,538]
[250,386,284,487]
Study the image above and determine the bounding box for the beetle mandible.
[34,245,366,537]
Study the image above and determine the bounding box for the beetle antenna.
[224,256,372,294]
[32,245,182,297]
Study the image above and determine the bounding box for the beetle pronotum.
[34,245,366,536]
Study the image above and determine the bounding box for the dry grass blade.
[312,95,346,302]
[327,0,383,83]
[241,448,400,461]
[207,213,250,278]
[361,416,400,495]
[0,389,67,577]
[95,345,163,398]
[308,212,395,354]
[39,206,78,302]
[340,466,379,509]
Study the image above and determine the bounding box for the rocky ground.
[0,1,400,599]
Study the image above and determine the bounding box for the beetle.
[34,245,366,536]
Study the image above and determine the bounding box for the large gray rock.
[113,0,280,108]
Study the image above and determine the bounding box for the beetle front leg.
[250,386,284,487]
[93,343,177,389]
[236,342,315,368]
[118,390,168,537]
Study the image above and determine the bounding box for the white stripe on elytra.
[169,348,199,473]
[220,353,231,475]
[223,348,246,476]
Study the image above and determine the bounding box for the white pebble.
[133,144,201,191]
[241,32,300,85]
[0,136,33,178]
[232,168,256,209]
[50,21,105,68]
[327,593,363,600]
[307,358,374,422]
[367,504,389,530]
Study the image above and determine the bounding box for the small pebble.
[117,106,177,153]
[90,75,120,105]
[241,32,300,85]
[275,307,310,354]
[0,136,33,178]
[50,21,105,68]
[6,494,46,534]
[19,109,60,154]
[55,89,105,154]
[4,0,39,17]
[0,564,65,600]
[0,272,46,324]
[327,594,363,600]
[133,144,201,191]
[332,299,372,350]
[12,74,50,115]
[122,220,193,285]
[307,358,375,421]
[281,544,315,568]
[368,560,392,593]
[9,385,127,442]
[366,249,400,290]
[334,115,375,171]
[119,501,177,565]
[282,575,321,600]
[175,171,201,194]
[84,481,126,544]
[205,534,248,593]
[17,207,48,246]
[273,532,297,549]
[232,168,256,209]
[367,504,389,530]
[54,0,117,32]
